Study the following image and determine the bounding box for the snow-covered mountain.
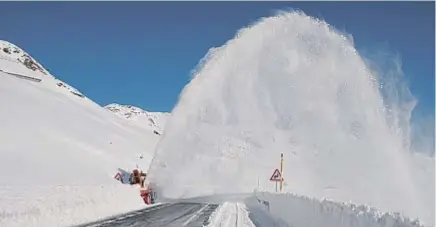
[0,40,168,134]
[105,103,170,135]
[0,40,164,227]
[0,40,51,76]
[0,40,85,99]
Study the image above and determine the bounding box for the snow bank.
[0,185,144,227]
[0,69,162,226]
[245,191,429,227]
[148,10,434,225]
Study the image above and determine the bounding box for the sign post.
[280,153,284,192]
[269,153,285,193]
[270,168,283,192]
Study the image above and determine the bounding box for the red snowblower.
[114,168,156,205]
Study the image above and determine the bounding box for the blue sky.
[0,2,434,118]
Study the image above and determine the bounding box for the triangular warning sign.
[270,169,283,182]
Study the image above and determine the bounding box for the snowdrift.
[0,48,165,226]
[0,185,145,227]
[148,10,434,225]
[245,191,429,227]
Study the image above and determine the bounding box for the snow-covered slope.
[105,103,170,134]
[148,10,434,226]
[0,41,161,227]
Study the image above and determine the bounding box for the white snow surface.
[0,41,166,226]
[105,103,170,134]
[244,191,429,227]
[0,40,85,98]
[0,40,51,77]
[206,202,256,227]
[148,10,435,225]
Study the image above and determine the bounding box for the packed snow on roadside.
[0,41,167,227]
[243,191,430,227]
[205,202,256,227]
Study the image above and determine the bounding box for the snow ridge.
[0,40,52,77]
[248,191,430,227]
[105,103,170,134]
[0,40,86,99]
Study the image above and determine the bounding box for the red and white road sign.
[114,172,122,181]
[270,169,283,182]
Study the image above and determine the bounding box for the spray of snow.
[148,10,434,225]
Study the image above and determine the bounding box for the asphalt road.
[75,202,220,227]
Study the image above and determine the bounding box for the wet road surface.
[76,202,219,227]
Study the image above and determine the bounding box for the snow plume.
[148,10,434,224]
[359,45,434,157]
[361,49,424,155]
[410,114,435,156]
